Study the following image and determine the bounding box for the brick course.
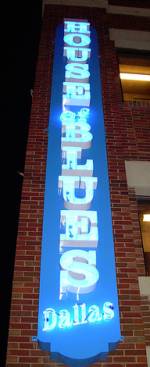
[6,4,150,367]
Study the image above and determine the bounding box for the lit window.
[118,51,150,101]
[139,202,150,276]
[120,73,150,82]
[143,214,150,222]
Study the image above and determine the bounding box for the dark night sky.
[1,2,42,365]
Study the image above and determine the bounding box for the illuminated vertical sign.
[37,19,121,366]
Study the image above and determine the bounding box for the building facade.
[6,1,150,366]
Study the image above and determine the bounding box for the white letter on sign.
[62,146,93,176]
[64,21,90,34]
[60,249,99,295]
[64,47,91,63]
[60,210,98,250]
[58,176,97,210]
[63,82,90,107]
[64,34,90,47]
[65,63,90,82]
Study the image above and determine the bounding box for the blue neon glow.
[60,108,90,122]
[43,302,114,331]
[37,19,121,366]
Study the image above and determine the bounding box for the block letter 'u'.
[58,176,97,210]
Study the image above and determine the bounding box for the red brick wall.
[6,5,150,367]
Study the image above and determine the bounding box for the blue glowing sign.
[37,19,121,366]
